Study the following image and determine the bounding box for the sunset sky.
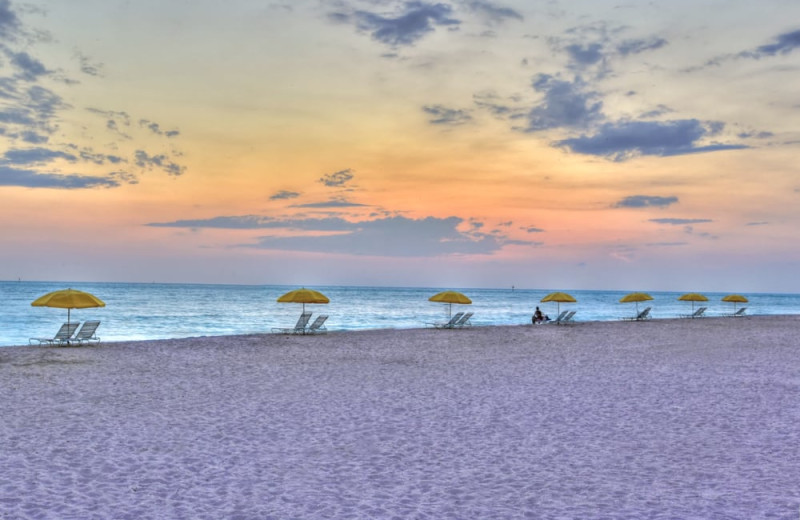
[2,0,800,292]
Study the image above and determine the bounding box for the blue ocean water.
[2,281,798,347]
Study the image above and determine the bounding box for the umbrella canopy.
[619,292,653,314]
[31,288,105,326]
[721,294,748,311]
[277,288,330,314]
[428,290,472,318]
[678,292,708,312]
[540,291,577,315]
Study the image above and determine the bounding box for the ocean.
[2,280,799,347]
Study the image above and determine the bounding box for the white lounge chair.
[729,307,747,317]
[561,310,577,325]
[454,312,473,328]
[680,307,707,319]
[307,315,328,334]
[623,307,651,321]
[71,320,101,345]
[273,311,312,334]
[29,322,79,346]
[549,310,569,325]
[430,312,464,329]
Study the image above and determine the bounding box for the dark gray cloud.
[617,37,667,56]
[0,0,21,41]
[649,218,712,225]
[557,120,748,161]
[139,119,180,137]
[291,199,367,208]
[525,226,544,233]
[251,215,531,257]
[148,215,355,231]
[134,150,186,176]
[565,43,604,67]
[746,221,769,226]
[422,104,472,125]
[743,29,800,59]
[0,165,120,189]
[7,50,49,81]
[319,168,354,187]
[462,1,523,24]
[331,1,460,47]
[525,74,603,131]
[148,214,541,257]
[270,190,300,201]
[614,195,679,209]
[2,147,76,164]
[473,91,525,119]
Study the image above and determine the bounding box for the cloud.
[319,168,354,187]
[139,119,180,137]
[525,226,544,233]
[557,119,748,161]
[746,221,769,226]
[0,165,120,189]
[148,214,541,257]
[462,1,523,25]
[614,195,679,209]
[2,147,76,164]
[617,37,667,57]
[134,150,186,176]
[331,1,460,48]
[422,104,472,125]
[649,218,712,225]
[74,51,103,77]
[291,199,367,208]
[741,29,800,59]
[0,0,21,41]
[269,190,300,201]
[251,215,533,257]
[525,74,603,131]
[148,215,355,231]
[6,50,49,81]
[564,43,604,67]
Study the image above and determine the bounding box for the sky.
[1,0,800,292]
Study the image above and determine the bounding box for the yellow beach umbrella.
[277,287,330,314]
[721,294,748,312]
[678,292,708,312]
[541,291,577,315]
[619,292,653,314]
[429,290,472,318]
[31,288,105,327]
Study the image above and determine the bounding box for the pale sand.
[1,316,799,519]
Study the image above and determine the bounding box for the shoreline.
[2,315,798,518]
[2,313,796,350]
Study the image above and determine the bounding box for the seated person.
[532,306,548,324]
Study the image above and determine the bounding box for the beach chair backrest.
[308,315,328,331]
[75,320,100,340]
[294,311,312,331]
[56,323,80,340]
[552,310,568,323]
[638,307,651,320]
[449,312,465,325]
[456,312,473,326]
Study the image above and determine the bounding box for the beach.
[1,317,798,519]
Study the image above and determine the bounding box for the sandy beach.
[1,316,799,519]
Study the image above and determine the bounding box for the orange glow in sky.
[2,1,800,291]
